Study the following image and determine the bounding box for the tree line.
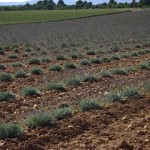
[0,0,150,11]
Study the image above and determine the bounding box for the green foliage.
[28,58,40,65]
[66,77,81,87]
[15,70,26,78]
[11,62,23,67]
[56,54,66,60]
[22,53,28,57]
[0,92,16,102]
[46,83,66,91]
[112,68,128,75]
[0,64,6,70]
[41,50,48,55]
[79,100,101,112]
[100,70,112,78]
[49,65,62,71]
[130,52,138,57]
[0,123,22,140]
[80,59,91,66]
[82,74,97,83]
[54,107,72,120]
[25,48,32,53]
[86,50,96,55]
[22,87,41,96]
[8,54,18,59]
[70,53,79,59]
[30,67,44,75]
[123,86,141,98]
[121,53,130,58]
[65,63,77,69]
[107,90,123,102]
[110,54,121,60]
[26,112,52,128]
[0,72,12,82]
[144,82,150,92]
[100,57,111,62]
[90,58,101,64]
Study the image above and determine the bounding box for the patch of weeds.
[65,63,77,69]
[0,50,5,55]
[107,90,123,102]
[0,123,22,140]
[80,59,91,66]
[0,64,6,70]
[70,53,79,59]
[0,72,12,82]
[8,54,18,59]
[138,50,146,55]
[100,70,112,78]
[49,65,62,71]
[100,57,111,62]
[30,67,44,75]
[82,74,97,83]
[11,62,23,67]
[15,70,26,78]
[41,50,48,55]
[110,46,120,52]
[0,92,16,102]
[22,87,41,97]
[112,68,128,75]
[121,53,130,58]
[130,52,138,57]
[123,86,141,98]
[90,58,101,64]
[54,107,72,120]
[26,112,52,128]
[22,53,28,58]
[79,100,101,112]
[56,54,66,60]
[86,50,96,55]
[66,77,81,87]
[28,58,40,65]
[46,83,66,92]
[126,67,136,73]
[144,82,150,92]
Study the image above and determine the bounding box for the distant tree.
[47,0,55,10]
[131,0,136,8]
[57,0,66,6]
[75,0,84,9]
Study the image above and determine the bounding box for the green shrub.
[0,123,22,140]
[100,70,112,78]
[22,53,28,57]
[143,49,150,53]
[22,87,41,97]
[110,46,120,52]
[15,70,26,78]
[11,62,23,67]
[126,67,136,73]
[138,50,146,55]
[49,65,62,71]
[0,64,6,70]
[30,51,37,56]
[79,100,101,112]
[107,90,123,102]
[121,53,130,58]
[8,54,18,59]
[46,83,66,92]
[0,72,12,82]
[28,58,40,65]
[65,63,77,69]
[26,112,52,128]
[138,62,149,69]
[86,50,96,55]
[110,54,121,60]
[0,50,5,55]
[66,77,81,87]
[130,52,138,57]
[56,54,66,60]
[0,92,16,102]
[41,50,48,55]
[30,67,44,75]
[82,74,97,83]
[90,58,101,64]
[112,68,128,75]
[100,57,111,62]
[123,86,140,98]
[71,53,79,59]
[25,48,32,53]
[41,57,51,63]
[144,82,150,92]
[80,59,91,66]
[54,107,72,120]
[13,48,19,53]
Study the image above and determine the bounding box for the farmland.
[0,9,150,149]
[0,9,130,24]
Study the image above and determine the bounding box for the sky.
[0,0,132,5]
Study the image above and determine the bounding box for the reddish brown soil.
[0,96,149,150]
